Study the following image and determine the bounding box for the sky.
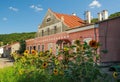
[0,0,120,34]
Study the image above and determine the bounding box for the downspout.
[94,25,97,41]
[105,21,108,50]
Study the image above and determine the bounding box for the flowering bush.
[11,40,103,82]
[1,40,111,82]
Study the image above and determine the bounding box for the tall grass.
[0,66,17,82]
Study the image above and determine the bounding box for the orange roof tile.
[53,12,85,28]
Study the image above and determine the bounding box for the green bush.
[0,40,111,82]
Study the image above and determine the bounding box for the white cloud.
[9,6,19,12]
[30,5,35,8]
[3,17,8,21]
[30,5,43,12]
[89,0,101,8]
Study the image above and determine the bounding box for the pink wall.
[69,28,99,42]
[26,27,98,55]
[26,32,70,54]
[99,17,120,63]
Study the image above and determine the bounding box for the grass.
[0,66,17,82]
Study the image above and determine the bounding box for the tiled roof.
[53,12,85,28]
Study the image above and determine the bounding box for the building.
[26,9,97,54]
[2,42,20,58]
[26,9,120,63]
[0,46,4,57]
[26,9,85,53]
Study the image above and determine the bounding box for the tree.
[0,42,3,46]
[109,12,120,18]
[91,18,98,23]
[18,40,26,54]
[0,32,35,45]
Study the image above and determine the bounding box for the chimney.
[102,10,108,20]
[98,12,102,21]
[61,16,64,22]
[85,11,91,24]
[72,13,76,16]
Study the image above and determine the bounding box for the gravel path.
[0,58,13,68]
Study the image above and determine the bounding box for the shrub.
[0,40,108,82]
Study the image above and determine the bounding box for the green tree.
[18,40,26,54]
[0,32,35,45]
[109,12,120,18]
[0,42,3,46]
[91,18,98,23]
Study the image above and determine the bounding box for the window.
[33,46,36,50]
[27,47,29,50]
[30,46,32,53]
[47,28,50,35]
[72,40,77,52]
[48,43,53,50]
[46,18,51,22]
[42,30,44,36]
[42,45,44,51]
[54,26,57,34]
[38,45,40,52]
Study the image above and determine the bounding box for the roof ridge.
[48,9,85,28]
[53,12,78,17]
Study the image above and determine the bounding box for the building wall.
[0,47,4,54]
[99,17,120,63]
[26,25,98,55]
[69,28,99,43]
[26,32,70,54]
[11,43,20,54]
[40,10,60,28]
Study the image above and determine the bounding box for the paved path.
[0,58,13,68]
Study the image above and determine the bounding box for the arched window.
[83,38,92,44]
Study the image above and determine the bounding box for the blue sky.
[0,0,120,34]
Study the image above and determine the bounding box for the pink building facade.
[99,16,120,63]
[26,9,120,63]
[26,24,98,55]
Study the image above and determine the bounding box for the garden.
[0,40,118,82]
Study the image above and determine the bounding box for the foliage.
[0,42,4,46]
[91,18,98,23]
[0,32,36,45]
[87,12,120,24]
[18,40,26,54]
[13,40,101,82]
[0,40,116,82]
[0,66,17,82]
[109,12,120,19]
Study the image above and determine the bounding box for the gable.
[39,9,60,28]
